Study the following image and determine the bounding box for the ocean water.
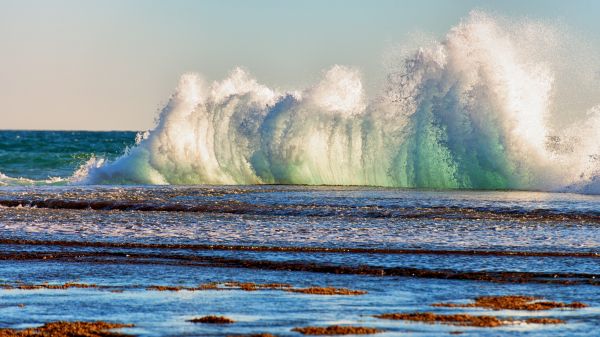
[1,11,600,337]
[0,182,599,336]
[0,130,136,183]
[1,136,599,336]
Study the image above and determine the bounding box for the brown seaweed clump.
[223,282,260,291]
[198,282,219,290]
[374,312,504,328]
[146,285,189,291]
[188,316,235,324]
[292,325,383,335]
[375,312,567,327]
[0,321,133,337]
[5,280,364,296]
[286,287,367,296]
[432,295,587,311]
[147,284,220,291]
[222,282,292,291]
[525,318,565,324]
[2,282,98,290]
[146,282,293,292]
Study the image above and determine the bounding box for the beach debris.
[0,321,133,337]
[292,325,383,335]
[432,295,587,310]
[188,315,235,324]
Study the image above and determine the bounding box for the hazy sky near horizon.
[1,0,600,131]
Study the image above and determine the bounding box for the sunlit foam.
[72,11,600,194]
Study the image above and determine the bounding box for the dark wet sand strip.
[1,281,367,296]
[146,283,365,295]
[2,198,600,223]
[1,238,597,258]
[0,250,598,285]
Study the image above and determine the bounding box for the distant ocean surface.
[0,130,136,184]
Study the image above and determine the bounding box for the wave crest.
[76,11,600,194]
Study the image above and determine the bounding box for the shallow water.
[0,185,598,336]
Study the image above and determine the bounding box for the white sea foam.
[0,171,68,186]
[74,11,600,194]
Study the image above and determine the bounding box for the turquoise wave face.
[0,131,136,180]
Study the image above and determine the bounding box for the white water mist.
[76,11,600,194]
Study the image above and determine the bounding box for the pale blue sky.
[1,0,599,130]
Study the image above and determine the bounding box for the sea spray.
[75,12,600,193]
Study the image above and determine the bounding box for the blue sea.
[0,130,598,336]
[0,130,136,183]
[2,12,600,335]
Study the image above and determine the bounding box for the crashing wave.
[75,11,600,194]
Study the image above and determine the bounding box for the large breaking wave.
[75,12,600,193]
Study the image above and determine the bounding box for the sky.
[1,0,600,131]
